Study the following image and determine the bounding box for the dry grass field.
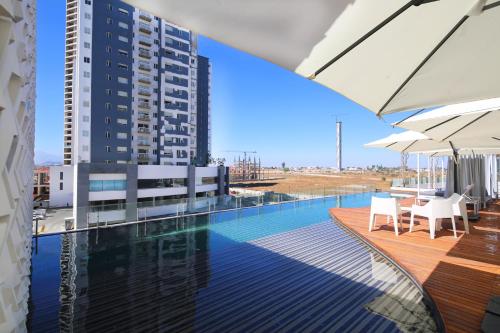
[230,172,394,194]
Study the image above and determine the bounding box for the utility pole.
[336,119,342,172]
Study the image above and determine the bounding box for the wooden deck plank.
[329,198,500,333]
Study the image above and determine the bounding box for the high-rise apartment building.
[64,0,211,166]
[0,1,36,331]
[59,0,224,229]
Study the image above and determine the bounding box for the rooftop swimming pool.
[28,192,439,332]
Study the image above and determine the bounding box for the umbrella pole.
[427,156,431,189]
[453,153,459,194]
[441,158,445,189]
[417,153,421,200]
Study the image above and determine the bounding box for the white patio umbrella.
[394,97,500,142]
[125,0,500,115]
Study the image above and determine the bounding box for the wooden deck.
[329,198,500,333]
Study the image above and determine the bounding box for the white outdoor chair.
[369,197,404,236]
[449,193,470,234]
[410,198,456,239]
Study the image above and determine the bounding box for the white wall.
[138,165,187,179]
[49,166,74,208]
[0,1,36,331]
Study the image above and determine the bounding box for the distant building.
[33,167,50,200]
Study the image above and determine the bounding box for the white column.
[427,156,431,189]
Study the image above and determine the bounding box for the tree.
[281,162,285,170]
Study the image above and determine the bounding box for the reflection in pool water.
[28,193,438,332]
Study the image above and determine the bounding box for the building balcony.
[139,11,152,22]
[139,49,151,59]
[138,76,151,85]
[164,26,190,41]
[138,102,151,109]
[137,141,150,147]
[138,63,151,72]
[165,89,188,100]
[164,102,188,111]
[138,88,151,96]
[137,127,150,134]
[139,22,152,34]
[137,114,150,122]
[165,77,188,88]
[165,64,188,76]
[138,153,150,161]
[164,51,189,65]
[138,35,152,47]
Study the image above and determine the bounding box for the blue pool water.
[28,192,438,332]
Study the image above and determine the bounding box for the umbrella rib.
[377,16,469,116]
[401,140,418,153]
[311,0,419,78]
[392,108,426,126]
[492,137,500,141]
[424,115,460,132]
[440,111,491,141]
[484,1,500,11]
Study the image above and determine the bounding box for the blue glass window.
[89,180,127,192]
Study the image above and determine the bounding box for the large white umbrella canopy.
[364,130,500,154]
[394,97,500,142]
[124,0,500,115]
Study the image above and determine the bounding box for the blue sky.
[36,0,411,167]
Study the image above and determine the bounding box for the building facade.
[64,0,211,166]
[60,0,219,225]
[0,1,37,331]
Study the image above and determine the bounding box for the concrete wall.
[0,1,36,331]
[49,166,74,208]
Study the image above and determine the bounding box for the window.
[83,86,90,92]
[106,17,113,24]
[117,90,128,97]
[105,102,111,110]
[85,0,91,5]
[106,45,112,53]
[83,115,89,122]
[106,89,112,95]
[117,105,128,112]
[117,146,128,153]
[106,74,112,80]
[84,57,90,63]
[118,49,128,57]
[105,131,110,138]
[89,180,127,192]
[84,27,91,34]
[117,63,128,70]
[106,60,111,67]
[117,132,127,139]
[83,101,89,107]
[60,172,64,180]
[117,118,127,125]
[118,8,129,15]
[59,183,64,191]
[106,146,111,152]
[82,145,89,152]
[107,4,112,10]
[106,32,112,39]
[153,149,157,154]
[83,71,90,78]
[118,35,128,43]
[84,42,90,49]
[84,13,91,19]
[118,21,128,29]
[105,117,111,124]
[117,77,128,84]
[82,130,89,137]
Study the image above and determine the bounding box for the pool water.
[28,193,438,332]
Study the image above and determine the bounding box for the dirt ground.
[230,172,394,194]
